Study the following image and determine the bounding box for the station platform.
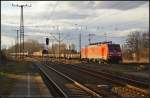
[9,72,52,97]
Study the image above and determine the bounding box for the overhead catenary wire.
[80,2,148,33]
[17,2,122,29]
[9,2,148,50]
[82,2,124,26]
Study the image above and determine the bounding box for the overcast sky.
[1,1,149,50]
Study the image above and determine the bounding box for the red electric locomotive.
[81,41,122,63]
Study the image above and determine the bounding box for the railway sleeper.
[71,64,149,97]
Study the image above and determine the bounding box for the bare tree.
[124,31,149,62]
[50,43,77,55]
[6,39,43,54]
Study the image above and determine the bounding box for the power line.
[82,2,123,26]
[47,25,70,61]
[85,26,96,45]
[12,3,31,60]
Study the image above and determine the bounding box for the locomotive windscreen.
[108,44,121,52]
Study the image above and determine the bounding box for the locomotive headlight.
[118,53,121,56]
[109,52,113,56]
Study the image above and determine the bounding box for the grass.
[0,61,32,74]
[0,72,15,96]
[123,58,149,63]
[0,60,33,96]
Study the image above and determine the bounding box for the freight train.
[32,52,80,59]
[10,41,122,63]
[81,41,122,63]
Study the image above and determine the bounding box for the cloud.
[68,1,148,10]
[96,1,148,10]
[108,28,147,37]
[1,24,19,37]
[25,32,47,37]
[36,10,90,21]
[1,35,16,49]
[67,1,97,9]
[1,1,149,49]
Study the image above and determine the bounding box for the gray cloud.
[37,10,91,21]
[68,1,96,9]
[1,1,149,50]
[1,24,18,37]
[97,1,148,10]
[68,1,148,10]
[52,11,90,20]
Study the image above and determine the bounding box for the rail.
[45,65,102,98]
[38,66,68,98]
[68,64,149,97]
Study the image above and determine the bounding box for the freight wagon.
[81,41,122,63]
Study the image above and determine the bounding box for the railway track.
[46,63,122,98]
[81,62,149,83]
[69,64,149,97]
[38,64,102,98]
[46,62,149,98]
[68,65,148,89]
[71,64,148,88]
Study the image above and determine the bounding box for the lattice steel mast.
[12,4,31,60]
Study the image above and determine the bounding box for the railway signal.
[46,38,49,45]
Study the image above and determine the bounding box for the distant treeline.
[2,30,149,63]
[122,31,149,63]
[2,39,77,58]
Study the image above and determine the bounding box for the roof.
[89,41,112,45]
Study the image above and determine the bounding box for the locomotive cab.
[108,44,122,63]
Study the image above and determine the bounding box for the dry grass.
[123,58,149,63]
[0,61,33,96]
[0,72,15,96]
